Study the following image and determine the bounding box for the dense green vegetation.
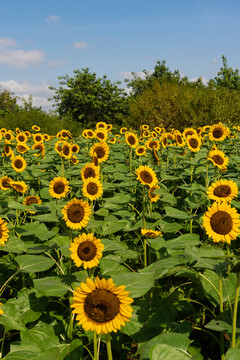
[1,55,240,133]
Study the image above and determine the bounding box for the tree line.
[1,55,240,132]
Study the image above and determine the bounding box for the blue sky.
[0,0,240,111]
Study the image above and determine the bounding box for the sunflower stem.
[231,272,240,348]
[0,326,5,359]
[219,276,225,359]
[93,330,98,360]
[205,162,209,188]
[106,333,113,360]
[129,147,133,174]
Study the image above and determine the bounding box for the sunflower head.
[71,144,80,153]
[208,122,229,142]
[125,132,139,148]
[0,176,12,190]
[141,228,162,237]
[32,142,45,157]
[70,233,104,269]
[89,142,109,163]
[186,134,201,152]
[81,163,100,181]
[95,129,108,142]
[16,132,28,143]
[61,142,72,159]
[23,195,42,213]
[71,276,133,334]
[11,156,27,173]
[207,149,229,170]
[0,218,9,245]
[136,165,158,187]
[49,177,70,199]
[10,181,28,193]
[148,185,160,203]
[82,177,103,201]
[16,143,29,154]
[62,198,92,230]
[206,179,238,203]
[135,146,147,156]
[32,125,41,132]
[202,202,240,243]
[96,121,107,130]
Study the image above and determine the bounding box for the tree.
[208,55,240,90]
[49,68,128,126]
[0,88,18,117]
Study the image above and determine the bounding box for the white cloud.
[0,49,45,68]
[0,37,17,49]
[118,71,147,80]
[212,58,218,64]
[0,80,54,111]
[48,59,67,67]
[46,15,60,23]
[190,76,209,85]
[74,41,88,50]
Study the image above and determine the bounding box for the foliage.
[209,55,240,90]
[0,89,18,117]
[126,78,240,130]
[49,68,128,127]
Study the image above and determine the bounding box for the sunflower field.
[1,122,240,360]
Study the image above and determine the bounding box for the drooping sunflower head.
[136,165,158,187]
[207,149,229,170]
[70,233,104,269]
[82,177,103,201]
[0,176,12,190]
[202,202,240,243]
[186,134,201,152]
[183,127,197,139]
[49,177,70,199]
[208,122,229,142]
[23,195,42,213]
[71,276,133,334]
[10,180,28,193]
[135,146,147,156]
[145,138,160,151]
[32,142,46,157]
[125,132,139,148]
[148,185,160,203]
[81,163,100,181]
[62,198,92,230]
[206,179,238,203]
[32,125,41,132]
[71,155,79,165]
[0,217,9,245]
[16,132,28,143]
[141,228,162,237]
[89,142,109,163]
[11,155,27,173]
[16,142,29,154]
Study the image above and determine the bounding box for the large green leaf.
[225,348,240,360]
[164,206,194,219]
[164,233,200,249]
[15,254,55,273]
[112,271,155,298]
[150,344,192,360]
[34,276,73,297]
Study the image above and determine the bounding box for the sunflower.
[183,127,197,138]
[125,132,139,148]
[206,179,238,203]
[145,138,160,151]
[3,145,14,159]
[33,133,44,143]
[32,142,45,157]
[0,303,3,315]
[24,131,31,138]
[0,176,12,190]
[70,233,104,269]
[23,195,42,213]
[186,134,201,152]
[135,146,147,156]
[85,129,95,139]
[49,177,70,199]
[148,185,160,203]
[0,128,6,134]
[10,181,28,193]
[81,163,100,181]
[95,129,108,142]
[4,131,14,142]
[0,218,9,245]
[120,127,127,134]
[32,125,41,132]
[108,137,116,144]
[16,142,29,154]
[82,129,89,138]
[82,177,103,201]
[96,121,108,130]
[62,198,92,230]
[106,124,112,131]
[141,228,162,237]
[16,132,28,143]
[202,202,240,243]
[89,142,109,163]
[207,149,229,170]
[136,165,158,187]
[54,140,63,155]
[61,142,72,159]
[71,276,133,334]
[71,144,80,153]
[141,124,149,130]
[43,134,51,141]
[71,156,79,165]
[208,122,229,142]
[11,155,27,173]
[142,130,151,138]
[174,131,185,147]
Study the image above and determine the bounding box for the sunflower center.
[72,146,78,153]
[87,131,93,137]
[5,134,11,140]
[212,155,224,165]
[63,146,70,155]
[18,135,25,142]
[35,136,42,142]
[14,159,23,169]
[176,135,183,144]
[127,136,136,145]
[86,182,98,195]
[138,148,144,154]
[34,144,44,153]
[210,211,233,235]
[212,128,223,139]
[0,228,2,238]
[94,147,105,159]
[84,289,120,323]
[13,184,23,192]
[53,182,65,194]
[97,132,105,139]
[84,168,96,179]
[2,179,10,188]
[149,141,157,149]
[189,138,198,149]
[77,241,97,261]
[18,145,26,152]
[25,197,38,205]
[67,204,84,223]
[185,131,194,137]
[213,185,231,198]
[140,170,153,184]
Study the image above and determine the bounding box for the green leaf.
[225,348,240,360]
[15,254,55,273]
[164,206,194,219]
[102,220,128,235]
[112,271,155,298]
[165,233,200,249]
[150,344,191,360]
[29,213,59,222]
[34,276,73,297]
